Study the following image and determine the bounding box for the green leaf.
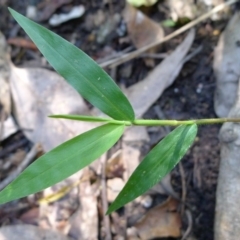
[49,114,113,122]
[107,124,197,214]
[0,124,124,204]
[127,0,158,7]
[9,8,135,121]
[49,114,132,125]
[162,19,176,27]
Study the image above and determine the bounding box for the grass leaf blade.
[49,114,113,122]
[107,124,197,214]
[0,124,124,204]
[9,8,135,121]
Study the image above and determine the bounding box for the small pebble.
[49,5,85,27]
[174,88,179,93]
[196,83,203,93]
[26,5,37,20]
[140,195,153,208]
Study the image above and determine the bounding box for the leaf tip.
[106,204,117,215]
[106,199,124,215]
[105,209,111,215]
[8,7,15,14]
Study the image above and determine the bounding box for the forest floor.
[0,1,233,240]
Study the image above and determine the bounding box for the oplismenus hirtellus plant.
[1,8,239,214]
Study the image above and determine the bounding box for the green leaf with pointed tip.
[107,124,197,214]
[49,114,115,122]
[0,124,124,204]
[9,8,135,121]
[49,114,131,125]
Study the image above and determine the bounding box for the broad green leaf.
[49,114,131,125]
[107,124,197,214]
[9,8,135,121]
[0,124,124,204]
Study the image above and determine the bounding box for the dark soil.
[0,1,231,239]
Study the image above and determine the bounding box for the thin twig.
[100,155,112,240]
[0,144,39,190]
[183,45,203,63]
[102,0,237,68]
[139,53,168,59]
[0,112,5,143]
[179,162,187,216]
[0,202,29,212]
[181,210,193,240]
[138,46,202,65]
[98,46,133,66]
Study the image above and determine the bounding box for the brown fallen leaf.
[0,32,18,140]
[7,37,38,51]
[125,28,195,118]
[106,149,125,179]
[0,224,71,240]
[19,207,39,225]
[123,4,164,67]
[122,142,141,180]
[38,170,83,232]
[214,12,240,117]
[0,115,18,141]
[134,197,181,239]
[123,126,149,142]
[124,4,164,49]
[37,0,73,22]
[107,178,125,202]
[9,65,93,152]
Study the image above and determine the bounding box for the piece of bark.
[213,12,240,117]
[214,81,240,239]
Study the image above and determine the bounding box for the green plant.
[1,8,238,214]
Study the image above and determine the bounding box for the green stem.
[132,118,240,126]
[50,114,240,126]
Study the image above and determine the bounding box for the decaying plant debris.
[0,1,240,240]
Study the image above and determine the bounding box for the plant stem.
[50,115,240,126]
[132,118,240,126]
